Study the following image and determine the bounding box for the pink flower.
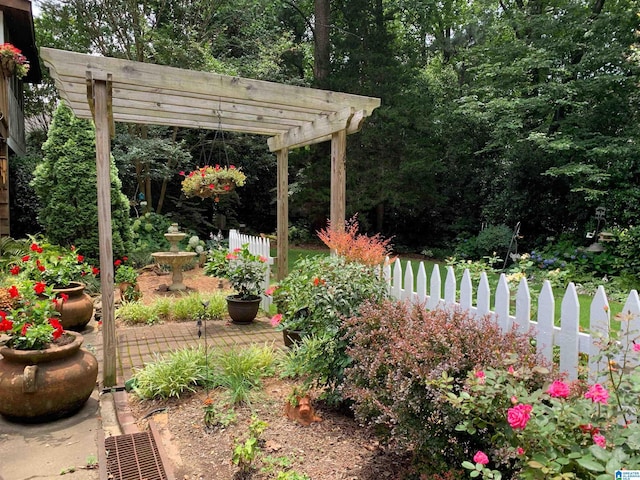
[633,343,640,352]
[473,451,489,465]
[547,380,570,398]
[265,286,278,296]
[585,384,609,404]
[516,447,525,455]
[259,256,268,263]
[507,404,533,430]
[475,370,485,384]
[270,314,283,327]
[510,395,518,404]
[508,366,515,374]
[179,171,185,176]
[233,248,242,253]
[225,253,238,260]
[593,433,606,448]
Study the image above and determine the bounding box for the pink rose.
[547,380,570,398]
[475,370,485,384]
[633,343,640,352]
[507,404,533,430]
[473,451,489,465]
[584,384,609,404]
[270,314,283,327]
[593,433,606,448]
[516,447,525,455]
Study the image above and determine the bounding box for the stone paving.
[114,317,282,383]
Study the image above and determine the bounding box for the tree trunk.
[314,0,330,88]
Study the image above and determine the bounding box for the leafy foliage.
[131,347,210,399]
[343,301,547,471]
[32,103,132,262]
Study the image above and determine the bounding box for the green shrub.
[132,347,210,399]
[343,300,548,472]
[32,102,132,262]
[272,255,389,405]
[211,344,277,404]
[475,224,513,257]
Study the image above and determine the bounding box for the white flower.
[188,235,200,248]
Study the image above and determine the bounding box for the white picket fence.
[383,260,640,381]
[228,229,273,311]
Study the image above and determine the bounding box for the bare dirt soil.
[127,268,413,480]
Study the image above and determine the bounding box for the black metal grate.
[104,431,169,480]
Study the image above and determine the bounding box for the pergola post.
[330,129,347,229]
[92,79,116,387]
[276,148,289,280]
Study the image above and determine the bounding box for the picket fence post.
[386,258,640,381]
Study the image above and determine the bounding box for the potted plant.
[0,281,98,421]
[0,43,30,79]
[180,165,247,201]
[114,258,141,302]
[203,243,268,323]
[8,240,98,330]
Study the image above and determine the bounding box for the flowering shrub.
[0,281,66,350]
[442,312,640,478]
[317,215,393,266]
[343,302,548,473]
[180,165,246,201]
[204,244,267,299]
[0,43,30,79]
[8,240,97,287]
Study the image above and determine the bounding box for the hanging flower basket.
[180,165,246,201]
[0,43,30,79]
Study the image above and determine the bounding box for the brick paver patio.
[114,317,281,383]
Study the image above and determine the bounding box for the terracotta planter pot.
[52,282,94,331]
[0,331,98,422]
[226,295,261,324]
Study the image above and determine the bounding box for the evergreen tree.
[32,102,132,262]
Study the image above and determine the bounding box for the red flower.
[77,255,84,262]
[0,317,13,332]
[313,277,326,286]
[21,323,31,335]
[30,242,40,252]
[229,165,236,169]
[92,266,100,275]
[10,265,20,275]
[49,318,64,339]
[114,259,122,267]
[122,256,128,261]
[179,171,185,176]
[208,184,215,190]
[224,184,230,191]
[34,282,47,295]
[21,255,30,262]
[38,264,46,272]
[58,293,69,303]
[8,285,19,298]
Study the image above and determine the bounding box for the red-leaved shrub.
[343,300,549,473]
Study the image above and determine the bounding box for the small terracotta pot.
[52,282,94,331]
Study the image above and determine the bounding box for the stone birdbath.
[151,223,196,291]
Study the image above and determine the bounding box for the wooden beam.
[92,79,117,387]
[267,107,354,152]
[40,48,381,114]
[330,130,347,230]
[276,148,289,281]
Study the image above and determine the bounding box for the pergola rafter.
[39,47,381,387]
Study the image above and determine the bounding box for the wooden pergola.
[39,47,380,387]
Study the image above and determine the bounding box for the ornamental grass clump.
[343,301,548,473]
[442,310,640,479]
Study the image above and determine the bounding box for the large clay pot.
[226,295,261,324]
[53,282,94,331]
[0,331,98,422]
